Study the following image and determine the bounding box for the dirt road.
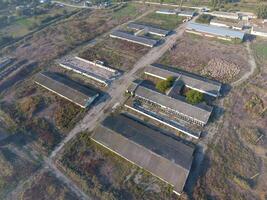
[50,22,187,159]
[231,42,257,87]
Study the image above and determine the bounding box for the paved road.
[50,22,188,159]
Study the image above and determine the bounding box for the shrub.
[186,89,204,104]
[156,76,175,93]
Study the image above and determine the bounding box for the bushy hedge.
[186,89,204,104]
[156,76,175,93]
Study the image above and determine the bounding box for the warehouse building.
[91,114,195,195]
[34,72,99,108]
[156,9,176,15]
[145,65,222,98]
[110,30,158,47]
[178,10,195,18]
[0,57,12,69]
[251,26,267,37]
[127,23,170,37]
[208,11,240,20]
[58,56,119,86]
[210,19,244,30]
[186,22,245,41]
[126,82,213,126]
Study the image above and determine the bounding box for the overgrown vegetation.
[196,14,213,24]
[257,4,267,19]
[185,89,204,104]
[156,76,175,93]
[59,132,176,200]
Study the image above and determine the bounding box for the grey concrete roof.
[210,19,244,28]
[178,10,195,17]
[128,82,213,125]
[156,9,176,15]
[34,72,98,108]
[92,114,194,194]
[211,11,239,18]
[187,22,245,40]
[145,65,222,97]
[110,30,158,47]
[127,23,170,36]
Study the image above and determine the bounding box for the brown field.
[18,170,79,200]
[192,38,267,200]
[79,37,150,72]
[158,33,250,83]
[0,144,41,199]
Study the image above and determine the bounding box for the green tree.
[186,89,204,104]
[156,76,175,93]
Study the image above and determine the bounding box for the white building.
[251,26,267,37]
[208,11,240,20]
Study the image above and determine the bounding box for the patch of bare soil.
[159,34,249,83]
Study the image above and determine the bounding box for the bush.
[186,89,204,104]
[156,76,175,93]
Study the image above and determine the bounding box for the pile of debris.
[201,58,240,82]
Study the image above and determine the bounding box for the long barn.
[91,114,195,195]
[34,72,99,108]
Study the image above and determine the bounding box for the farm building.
[34,72,99,108]
[251,26,267,37]
[208,11,240,20]
[110,30,158,47]
[124,104,201,139]
[0,57,12,69]
[237,11,257,20]
[127,23,170,37]
[91,114,195,195]
[210,19,244,30]
[145,65,222,98]
[186,22,245,41]
[178,10,195,18]
[58,56,119,87]
[156,9,176,15]
[126,82,213,126]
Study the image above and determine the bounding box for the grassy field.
[137,12,184,30]
[0,144,41,199]
[0,5,78,43]
[18,170,79,200]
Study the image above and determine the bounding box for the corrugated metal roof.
[34,72,98,108]
[145,65,222,97]
[110,30,158,47]
[187,22,245,39]
[127,23,170,36]
[92,114,194,194]
[129,82,213,125]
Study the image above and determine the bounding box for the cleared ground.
[136,12,185,30]
[158,33,250,83]
[192,38,267,199]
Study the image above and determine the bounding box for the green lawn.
[137,12,184,30]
